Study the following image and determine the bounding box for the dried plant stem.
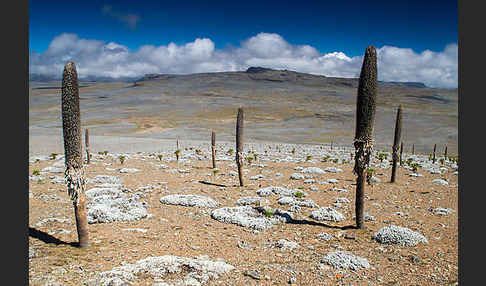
[62,62,89,248]
[236,108,244,187]
[353,46,377,229]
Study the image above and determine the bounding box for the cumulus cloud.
[29,32,457,88]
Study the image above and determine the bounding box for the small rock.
[244,270,262,280]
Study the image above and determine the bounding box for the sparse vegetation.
[263,208,274,217]
[366,168,375,185]
[175,149,181,161]
[157,154,163,161]
[50,153,58,160]
[32,169,40,176]
[305,155,312,162]
[294,191,304,198]
[119,155,126,164]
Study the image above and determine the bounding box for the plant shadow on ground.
[29,227,79,247]
[285,219,356,230]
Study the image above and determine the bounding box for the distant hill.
[29,67,427,88]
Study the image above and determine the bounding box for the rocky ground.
[28,141,458,285]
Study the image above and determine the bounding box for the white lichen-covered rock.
[372,225,428,246]
[159,194,220,208]
[256,186,307,197]
[429,207,455,215]
[88,175,123,185]
[335,198,351,204]
[327,179,339,184]
[85,185,148,224]
[310,207,345,222]
[316,232,334,242]
[119,168,140,173]
[290,173,304,180]
[211,206,292,230]
[50,176,66,184]
[29,175,44,182]
[321,251,370,270]
[250,174,264,180]
[277,196,317,208]
[273,239,299,251]
[301,167,325,174]
[236,197,269,206]
[324,167,343,173]
[432,179,448,185]
[41,166,64,173]
[86,255,235,286]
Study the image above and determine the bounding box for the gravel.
[320,251,371,270]
[159,194,220,208]
[372,225,428,246]
[86,255,235,286]
[310,207,345,222]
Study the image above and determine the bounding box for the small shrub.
[50,153,57,160]
[406,158,414,166]
[321,155,331,162]
[157,154,163,161]
[294,191,304,198]
[332,158,339,164]
[195,149,202,155]
[246,156,254,164]
[377,153,387,162]
[366,168,375,185]
[118,155,126,164]
[305,155,312,162]
[263,208,274,217]
[175,149,181,160]
[411,163,421,173]
[32,169,40,176]
[227,149,234,156]
[291,148,296,155]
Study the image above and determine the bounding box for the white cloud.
[101,5,140,30]
[29,32,457,88]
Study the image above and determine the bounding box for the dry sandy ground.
[28,143,458,286]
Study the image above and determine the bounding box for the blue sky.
[29,0,458,88]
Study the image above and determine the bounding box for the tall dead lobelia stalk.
[61,62,89,248]
[211,130,216,169]
[390,105,402,183]
[432,143,437,163]
[353,46,377,229]
[399,141,404,166]
[85,128,90,164]
[235,107,244,187]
